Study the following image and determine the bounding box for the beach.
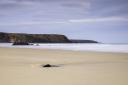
[0,47,128,85]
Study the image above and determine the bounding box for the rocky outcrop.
[70,39,99,43]
[0,32,99,43]
[42,64,60,68]
[0,32,70,43]
[12,42,29,45]
[0,32,10,42]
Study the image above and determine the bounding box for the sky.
[0,0,128,43]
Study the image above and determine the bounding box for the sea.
[0,43,128,53]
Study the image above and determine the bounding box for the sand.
[0,47,128,85]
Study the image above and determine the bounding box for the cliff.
[0,32,70,43]
[70,39,99,43]
[0,32,99,43]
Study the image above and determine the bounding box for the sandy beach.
[0,47,128,85]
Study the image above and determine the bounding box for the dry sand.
[0,47,128,85]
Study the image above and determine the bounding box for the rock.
[42,64,59,68]
[43,64,52,67]
[12,42,29,45]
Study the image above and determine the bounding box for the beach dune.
[0,47,128,85]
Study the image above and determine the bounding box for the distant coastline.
[0,32,99,43]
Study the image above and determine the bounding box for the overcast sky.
[0,0,128,43]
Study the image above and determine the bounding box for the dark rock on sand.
[42,64,59,68]
[43,64,52,67]
[13,42,29,45]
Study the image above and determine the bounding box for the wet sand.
[0,47,128,85]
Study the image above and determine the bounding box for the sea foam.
[0,43,128,53]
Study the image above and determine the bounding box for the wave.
[0,43,128,53]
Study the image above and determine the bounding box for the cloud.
[0,16,127,26]
[61,1,90,8]
[0,20,68,26]
[88,0,128,17]
[0,0,90,21]
[0,0,127,20]
[69,16,128,23]
[0,3,22,9]
[0,0,85,3]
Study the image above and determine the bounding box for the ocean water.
[0,43,128,53]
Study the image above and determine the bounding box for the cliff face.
[0,32,70,43]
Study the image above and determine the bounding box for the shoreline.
[1,43,128,53]
[1,46,128,54]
